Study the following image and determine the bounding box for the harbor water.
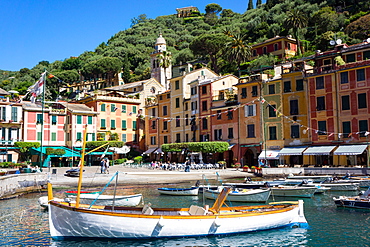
[0,183,369,247]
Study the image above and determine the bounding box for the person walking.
[105,158,110,174]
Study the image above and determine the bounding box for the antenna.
[336,39,342,45]
[367,38,370,43]
[329,40,336,46]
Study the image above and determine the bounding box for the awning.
[154,148,163,154]
[303,146,336,155]
[143,147,157,155]
[228,144,236,150]
[258,150,280,160]
[334,145,368,155]
[109,146,130,154]
[278,147,307,156]
[31,146,81,157]
[88,151,113,155]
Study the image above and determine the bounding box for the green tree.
[248,0,254,10]
[122,54,131,83]
[61,58,82,70]
[257,0,262,7]
[345,14,370,40]
[284,9,308,56]
[157,50,172,89]
[204,3,222,25]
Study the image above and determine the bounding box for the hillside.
[1,0,369,101]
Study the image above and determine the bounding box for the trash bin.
[23,168,32,173]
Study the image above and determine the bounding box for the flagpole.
[39,69,47,172]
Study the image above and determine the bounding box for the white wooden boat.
[319,182,359,191]
[67,193,142,206]
[286,175,332,183]
[204,187,271,203]
[38,196,67,209]
[333,188,370,209]
[157,186,199,196]
[271,186,317,198]
[47,127,309,239]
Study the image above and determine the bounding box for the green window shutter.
[11,107,17,121]
[122,105,126,113]
[122,134,127,142]
[37,132,42,141]
[133,106,137,113]
[77,115,82,124]
[133,120,137,130]
[92,133,96,141]
[101,119,106,128]
[37,114,43,124]
[111,120,116,129]
[101,103,106,112]
[111,104,116,112]
[51,132,57,141]
[77,132,82,141]
[88,116,92,124]
[52,115,57,125]
[122,120,127,129]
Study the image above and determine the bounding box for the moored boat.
[204,187,271,203]
[271,186,317,198]
[67,193,143,207]
[286,175,332,183]
[157,186,199,196]
[319,182,359,191]
[333,188,370,209]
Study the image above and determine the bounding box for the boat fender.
[157,216,165,227]
[213,216,221,227]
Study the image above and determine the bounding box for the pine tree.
[257,0,262,7]
[248,0,254,10]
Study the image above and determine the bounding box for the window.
[0,107,5,121]
[342,121,351,138]
[342,95,350,110]
[167,93,170,99]
[76,132,82,141]
[214,129,222,140]
[358,93,367,109]
[247,124,255,138]
[132,106,137,114]
[52,115,57,125]
[318,121,327,135]
[357,69,365,81]
[202,101,207,111]
[88,116,92,125]
[269,126,277,140]
[268,104,277,118]
[316,96,325,111]
[191,101,197,111]
[228,128,234,139]
[37,132,42,141]
[151,108,156,117]
[274,43,278,51]
[77,115,82,124]
[185,114,189,125]
[11,107,17,122]
[133,120,137,130]
[268,84,275,94]
[296,79,304,91]
[151,136,156,145]
[151,120,156,130]
[101,119,106,128]
[346,54,355,63]
[122,134,127,142]
[340,72,349,84]
[159,95,163,100]
[176,133,181,143]
[291,125,300,138]
[202,118,208,130]
[316,77,324,90]
[133,134,138,143]
[111,104,116,112]
[227,109,233,120]
[244,104,256,117]
[163,120,168,130]
[290,100,298,115]
[241,88,247,98]
[359,120,368,137]
[191,87,197,95]
[284,81,291,93]
[163,105,168,116]
[122,105,126,113]
[176,116,180,127]
[217,110,222,119]
[175,98,180,108]
[364,51,370,60]
[251,86,258,97]
[263,46,267,54]
[175,80,180,90]
[122,120,127,129]
[184,102,188,111]
[111,120,116,129]
[202,86,207,94]
[101,103,105,112]
[37,114,43,124]
[253,50,257,56]
[51,132,57,141]
[185,134,189,142]
[164,136,168,144]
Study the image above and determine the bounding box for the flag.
[28,72,46,103]
[48,73,55,79]
[101,145,110,159]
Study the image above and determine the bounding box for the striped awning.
[303,146,336,155]
[143,147,157,155]
[154,148,163,154]
[258,150,280,160]
[278,147,307,156]
[333,145,368,155]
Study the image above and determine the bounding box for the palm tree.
[224,33,252,77]
[284,9,308,57]
[157,50,172,89]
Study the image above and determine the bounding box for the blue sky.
[0,0,261,71]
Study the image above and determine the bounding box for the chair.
[142,203,154,215]
[51,169,57,179]
[188,205,207,215]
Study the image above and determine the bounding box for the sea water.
[0,184,369,247]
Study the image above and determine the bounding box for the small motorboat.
[204,187,271,203]
[271,186,317,198]
[333,188,370,209]
[67,193,142,207]
[158,181,200,196]
[319,182,359,191]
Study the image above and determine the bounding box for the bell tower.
[150,33,171,89]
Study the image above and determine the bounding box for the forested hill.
[1,0,369,101]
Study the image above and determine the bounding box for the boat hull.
[271,186,317,198]
[333,198,370,209]
[204,189,271,203]
[158,187,199,196]
[68,194,142,207]
[320,183,359,191]
[49,201,307,239]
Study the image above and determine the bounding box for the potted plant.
[242,165,249,172]
[232,162,241,171]
[217,161,226,169]
[250,166,257,173]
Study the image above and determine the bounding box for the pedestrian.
[185,159,190,172]
[105,158,110,174]
[100,159,106,174]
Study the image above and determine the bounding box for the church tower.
[150,33,172,89]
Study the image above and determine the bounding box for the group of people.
[100,157,110,174]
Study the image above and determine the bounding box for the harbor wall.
[0,173,48,198]
[261,167,370,176]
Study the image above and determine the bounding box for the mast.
[75,124,88,208]
[39,69,47,172]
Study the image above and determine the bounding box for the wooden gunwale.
[50,201,297,219]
